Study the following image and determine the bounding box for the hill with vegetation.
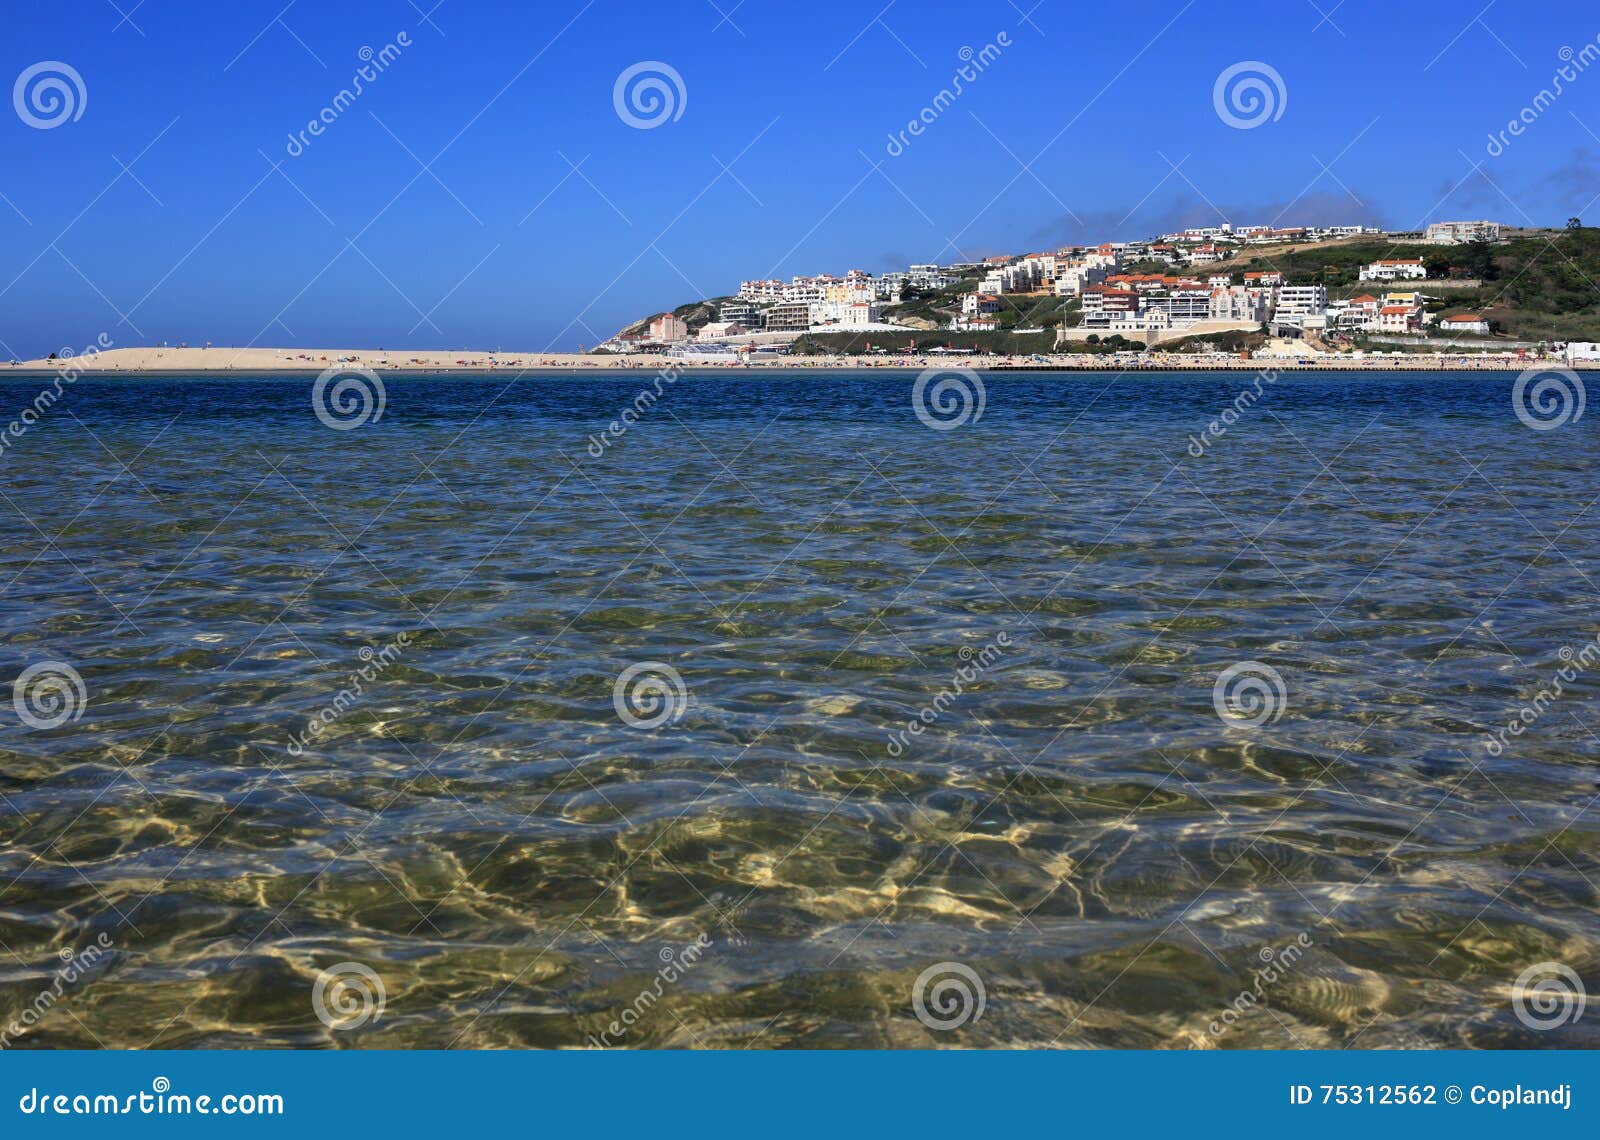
[608,222,1600,351]
[1223,223,1600,340]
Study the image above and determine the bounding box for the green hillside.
[610,223,1600,351]
[1227,224,1600,339]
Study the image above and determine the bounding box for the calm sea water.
[1,369,1597,1049]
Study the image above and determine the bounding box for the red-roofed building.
[1378,304,1420,333]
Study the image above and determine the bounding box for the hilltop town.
[603,218,1600,365]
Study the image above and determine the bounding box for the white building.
[1331,295,1381,329]
[783,277,826,302]
[1144,287,1212,322]
[980,266,1029,294]
[1078,285,1140,327]
[1566,342,1600,363]
[906,264,960,290]
[1274,284,1327,324]
[1437,313,1490,336]
[738,279,784,301]
[1425,220,1501,244]
[1105,309,1173,334]
[838,302,879,328]
[1052,250,1119,297]
[1209,286,1269,323]
[808,299,882,326]
[1359,259,1427,282]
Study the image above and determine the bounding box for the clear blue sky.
[3,0,1598,355]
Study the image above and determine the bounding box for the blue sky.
[2,0,1599,355]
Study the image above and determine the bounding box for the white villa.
[1359,259,1427,282]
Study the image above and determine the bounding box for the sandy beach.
[6,345,1551,373]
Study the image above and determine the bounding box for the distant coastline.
[3,345,1560,375]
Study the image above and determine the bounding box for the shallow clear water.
[1,369,1597,1049]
